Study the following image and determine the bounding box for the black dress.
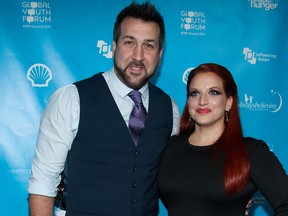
[158,135,288,216]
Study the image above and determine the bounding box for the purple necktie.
[128,90,147,145]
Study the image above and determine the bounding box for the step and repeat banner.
[0,0,287,215]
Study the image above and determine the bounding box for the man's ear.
[112,41,117,54]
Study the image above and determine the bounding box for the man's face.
[113,17,163,89]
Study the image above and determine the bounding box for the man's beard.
[114,59,153,89]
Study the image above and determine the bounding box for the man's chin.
[126,81,144,90]
[126,76,148,89]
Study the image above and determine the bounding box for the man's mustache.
[128,60,145,68]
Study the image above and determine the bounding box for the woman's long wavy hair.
[180,63,250,196]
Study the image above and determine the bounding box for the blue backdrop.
[0,0,287,215]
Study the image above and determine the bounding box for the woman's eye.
[209,90,221,95]
[189,91,199,97]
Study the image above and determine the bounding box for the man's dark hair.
[113,1,165,49]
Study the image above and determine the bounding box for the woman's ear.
[226,96,233,111]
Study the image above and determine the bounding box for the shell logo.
[27,63,52,87]
[182,67,194,84]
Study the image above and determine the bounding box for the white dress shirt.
[28,68,180,197]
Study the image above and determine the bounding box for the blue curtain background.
[0,0,287,215]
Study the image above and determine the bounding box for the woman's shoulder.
[244,137,271,157]
[244,137,266,145]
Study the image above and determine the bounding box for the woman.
[158,63,288,216]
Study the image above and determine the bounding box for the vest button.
[134,167,139,172]
[133,183,138,188]
[132,199,137,203]
[135,150,140,156]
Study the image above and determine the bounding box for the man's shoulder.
[148,82,169,98]
[74,72,104,86]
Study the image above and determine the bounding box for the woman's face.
[187,72,233,129]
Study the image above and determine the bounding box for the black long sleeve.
[158,135,288,216]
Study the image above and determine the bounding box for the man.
[28,2,180,216]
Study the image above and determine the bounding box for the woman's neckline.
[187,134,220,148]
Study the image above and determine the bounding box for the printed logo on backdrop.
[97,40,113,59]
[27,63,52,87]
[253,195,267,205]
[11,123,39,136]
[248,0,278,11]
[182,67,195,84]
[239,90,282,112]
[22,1,51,29]
[243,48,277,64]
[180,10,206,36]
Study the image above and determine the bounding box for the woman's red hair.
[180,63,250,196]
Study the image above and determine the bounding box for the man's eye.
[124,41,134,45]
[144,44,154,49]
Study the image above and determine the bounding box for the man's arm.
[29,194,54,216]
[28,85,79,216]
